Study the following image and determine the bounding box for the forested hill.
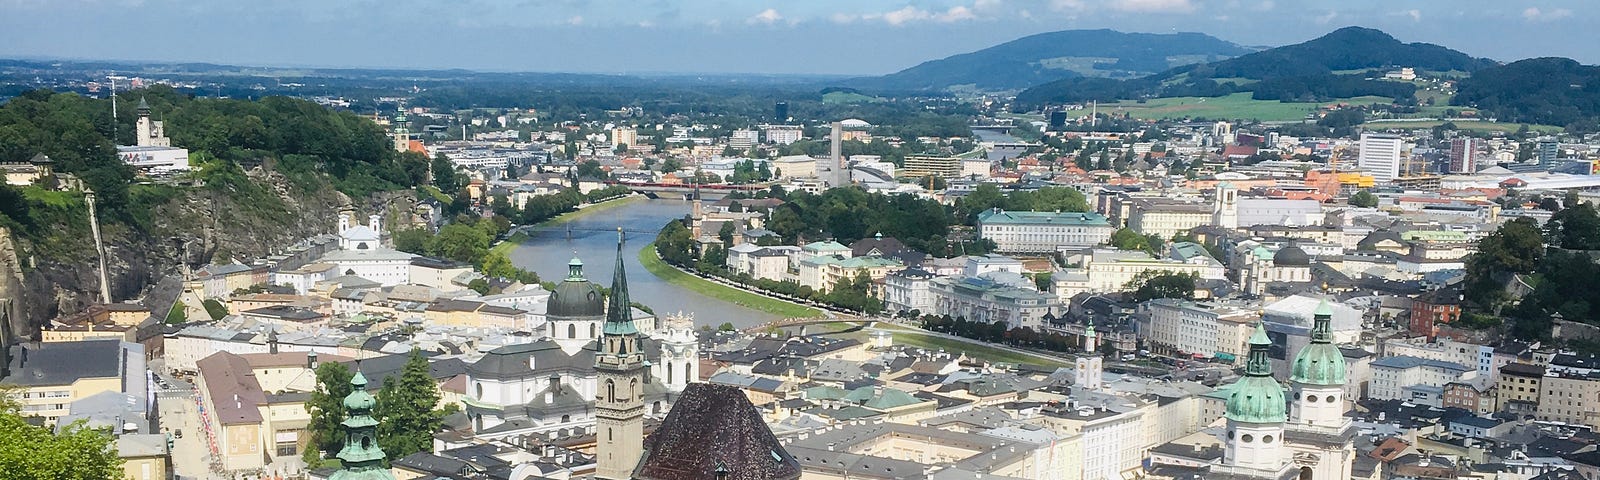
[1453,57,1600,131]
[847,29,1252,92]
[1156,26,1495,81]
[1015,26,1494,108]
[0,87,431,331]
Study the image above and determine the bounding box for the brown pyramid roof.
[633,383,802,480]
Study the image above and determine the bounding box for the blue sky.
[0,0,1594,75]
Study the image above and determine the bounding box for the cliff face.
[3,168,420,336]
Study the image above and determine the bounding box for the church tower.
[392,104,412,153]
[1286,300,1357,480]
[689,181,704,240]
[1213,181,1239,230]
[134,97,171,147]
[594,229,647,480]
[654,312,700,393]
[1074,321,1103,391]
[329,372,396,480]
[1216,323,1291,478]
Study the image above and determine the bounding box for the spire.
[1245,323,1272,377]
[1084,320,1097,354]
[567,254,585,281]
[330,371,393,480]
[136,97,150,113]
[604,228,638,336]
[1311,300,1334,344]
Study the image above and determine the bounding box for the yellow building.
[2,339,138,425]
[116,434,170,480]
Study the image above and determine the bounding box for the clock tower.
[595,229,647,480]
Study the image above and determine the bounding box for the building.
[725,244,796,282]
[610,127,637,150]
[902,155,963,178]
[1449,137,1478,174]
[729,129,759,150]
[1053,248,1226,299]
[461,246,690,442]
[2,339,145,425]
[1125,198,1213,239]
[1498,363,1544,416]
[883,267,936,314]
[633,383,802,480]
[1369,356,1475,405]
[1242,243,1313,296]
[977,209,1115,254]
[1140,299,1259,362]
[929,275,1061,330]
[1538,360,1600,428]
[1284,301,1358,480]
[764,125,804,145]
[1409,288,1463,338]
[134,97,170,147]
[1357,133,1405,182]
[319,213,419,286]
[119,97,190,171]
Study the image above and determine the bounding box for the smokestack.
[830,122,843,186]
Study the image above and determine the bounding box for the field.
[1062,92,1393,122]
[540,195,643,226]
[1362,120,1564,134]
[636,242,824,319]
[822,91,882,104]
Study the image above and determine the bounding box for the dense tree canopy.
[0,397,121,480]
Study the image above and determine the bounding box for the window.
[1241,434,1254,443]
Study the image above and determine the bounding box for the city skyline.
[2,0,1597,75]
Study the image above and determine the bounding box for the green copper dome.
[1226,323,1287,424]
[343,372,377,411]
[1291,300,1346,386]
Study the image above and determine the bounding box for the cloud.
[1401,9,1421,22]
[1522,7,1572,22]
[565,15,583,26]
[748,8,782,25]
[1313,10,1338,24]
[1108,0,1196,13]
[1257,0,1275,10]
[837,4,982,26]
[1049,0,1086,12]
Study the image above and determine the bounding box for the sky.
[1,0,1595,76]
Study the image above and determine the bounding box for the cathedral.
[1206,300,1357,480]
[461,234,698,442]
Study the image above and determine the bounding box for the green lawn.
[1063,92,1394,122]
[822,91,882,104]
[541,195,643,227]
[887,330,1069,368]
[1363,120,1564,134]
[636,242,823,319]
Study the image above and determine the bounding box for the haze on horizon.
[2,0,1595,76]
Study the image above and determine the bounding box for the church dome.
[1225,324,1287,424]
[1272,243,1311,266]
[549,256,604,318]
[1291,301,1347,386]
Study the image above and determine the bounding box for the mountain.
[1016,27,1497,108]
[1454,57,1600,130]
[1159,26,1495,81]
[849,29,1254,92]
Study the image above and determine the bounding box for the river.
[505,196,779,329]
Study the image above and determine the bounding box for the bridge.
[607,181,777,198]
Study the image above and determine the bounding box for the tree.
[392,228,431,255]
[429,223,491,263]
[659,158,683,174]
[373,350,447,460]
[0,394,122,480]
[1109,228,1151,252]
[718,322,736,331]
[304,362,354,468]
[1464,217,1545,305]
[1125,271,1197,302]
[1348,190,1378,208]
[718,221,737,245]
[431,154,459,192]
[1548,204,1600,250]
[576,160,605,179]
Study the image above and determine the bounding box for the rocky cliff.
[2,167,421,337]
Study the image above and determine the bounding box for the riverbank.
[637,242,823,319]
[875,323,1072,368]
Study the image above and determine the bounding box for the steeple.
[605,228,638,337]
[1245,323,1273,378]
[329,372,396,480]
[1225,324,1285,423]
[136,97,150,115]
[594,230,647,480]
[1074,320,1104,391]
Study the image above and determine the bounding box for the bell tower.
[1074,321,1103,391]
[594,229,647,480]
[329,372,396,480]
